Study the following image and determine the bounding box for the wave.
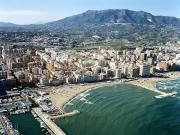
[80,97,87,101]
[79,92,90,98]
[84,101,93,105]
[67,102,74,106]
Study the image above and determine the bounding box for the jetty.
[32,107,66,135]
[51,110,80,119]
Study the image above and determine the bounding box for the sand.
[130,72,180,94]
[130,78,166,94]
[48,80,124,111]
[48,72,180,111]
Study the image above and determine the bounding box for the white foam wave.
[84,101,93,105]
[67,102,74,106]
[80,97,86,101]
[79,93,90,98]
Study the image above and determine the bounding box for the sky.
[0,0,180,24]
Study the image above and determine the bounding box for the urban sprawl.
[0,44,180,89]
[0,43,180,135]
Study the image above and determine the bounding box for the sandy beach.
[48,71,180,111]
[48,80,124,111]
[130,72,180,94]
[130,78,166,94]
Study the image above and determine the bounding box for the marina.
[0,100,31,115]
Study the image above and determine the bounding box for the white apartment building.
[139,64,151,76]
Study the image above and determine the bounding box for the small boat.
[155,91,177,99]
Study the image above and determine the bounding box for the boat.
[155,91,177,99]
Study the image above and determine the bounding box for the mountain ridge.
[0,9,180,28]
[0,22,18,27]
[0,9,179,45]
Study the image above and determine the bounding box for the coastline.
[49,71,180,112]
[49,80,125,111]
[62,81,124,110]
[129,72,180,95]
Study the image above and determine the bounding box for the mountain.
[45,9,180,30]
[0,9,180,45]
[1,9,180,30]
[42,9,180,44]
[0,22,18,27]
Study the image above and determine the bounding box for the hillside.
[46,9,180,30]
[0,22,18,27]
[0,9,180,46]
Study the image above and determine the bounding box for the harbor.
[0,90,32,115]
[0,86,81,135]
[0,72,180,135]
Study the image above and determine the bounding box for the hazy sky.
[0,0,180,24]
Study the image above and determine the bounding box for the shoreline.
[49,72,180,112]
[130,72,180,95]
[49,80,126,112]
[62,81,124,110]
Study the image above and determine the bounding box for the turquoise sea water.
[55,81,180,135]
[156,78,180,94]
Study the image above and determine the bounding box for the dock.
[32,108,66,135]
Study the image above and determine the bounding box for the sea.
[9,78,180,135]
[56,79,180,135]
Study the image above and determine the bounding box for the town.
[0,43,180,89]
[0,42,180,135]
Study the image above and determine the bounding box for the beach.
[130,72,180,94]
[49,80,124,111]
[56,78,180,135]
[48,72,180,111]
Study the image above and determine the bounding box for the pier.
[32,108,66,135]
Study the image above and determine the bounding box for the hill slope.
[0,22,18,27]
[0,9,180,46]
